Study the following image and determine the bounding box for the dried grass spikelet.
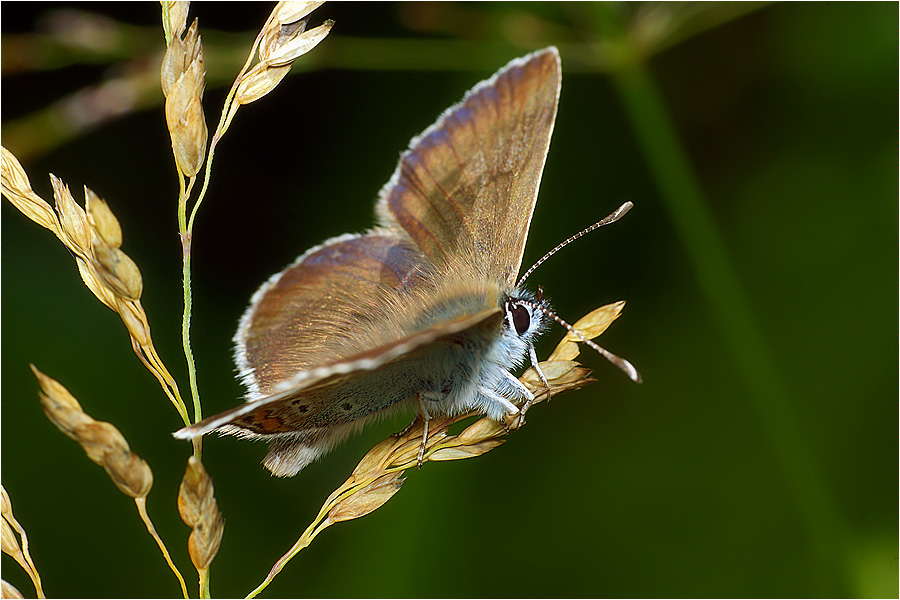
[328,471,405,523]
[1,149,188,421]
[161,1,189,42]
[548,301,627,361]
[246,302,629,598]
[1,580,24,599]
[1,487,44,599]
[231,2,332,113]
[25,169,146,312]
[177,457,224,574]
[32,365,153,498]
[49,174,91,254]
[0,147,59,233]
[85,187,123,248]
[30,366,189,596]
[161,16,208,176]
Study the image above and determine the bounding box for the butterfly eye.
[509,303,531,336]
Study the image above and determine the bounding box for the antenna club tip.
[617,357,642,384]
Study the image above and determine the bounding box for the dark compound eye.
[510,303,530,336]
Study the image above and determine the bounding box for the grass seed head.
[234,63,291,106]
[178,457,224,571]
[115,298,152,347]
[4,156,165,396]
[91,232,144,301]
[428,439,505,461]
[234,3,331,107]
[457,416,506,444]
[329,472,405,523]
[161,1,189,41]
[76,259,118,310]
[263,20,333,68]
[259,17,306,63]
[32,365,154,499]
[1,579,24,599]
[50,174,91,256]
[162,18,207,176]
[269,1,326,28]
[0,147,60,233]
[1,518,20,561]
[549,301,625,361]
[85,187,122,248]
[102,445,154,499]
[350,436,399,476]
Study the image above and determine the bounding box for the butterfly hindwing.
[177,308,503,476]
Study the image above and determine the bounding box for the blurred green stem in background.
[0,4,764,163]
[589,3,851,596]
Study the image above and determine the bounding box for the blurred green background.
[2,2,896,598]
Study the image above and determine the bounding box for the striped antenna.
[523,300,642,384]
[517,201,634,288]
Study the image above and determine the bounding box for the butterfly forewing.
[236,231,427,397]
[376,47,561,287]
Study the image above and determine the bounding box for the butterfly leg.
[514,346,551,428]
[479,386,522,432]
[500,371,532,430]
[415,393,434,469]
[392,417,418,438]
[392,394,435,449]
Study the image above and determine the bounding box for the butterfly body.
[176,47,563,476]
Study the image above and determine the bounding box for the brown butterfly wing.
[178,307,503,439]
[234,231,428,398]
[176,307,504,476]
[376,47,561,287]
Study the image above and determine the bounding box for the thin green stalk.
[188,131,221,234]
[244,465,395,598]
[176,31,267,432]
[181,229,201,425]
[177,176,203,437]
[244,511,334,599]
[161,2,173,43]
[176,14,262,441]
[591,5,850,595]
[187,17,264,234]
[200,567,212,599]
[176,63,247,437]
[135,497,189,599]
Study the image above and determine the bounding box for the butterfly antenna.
[525,301,642,384]
[517,201,634,288]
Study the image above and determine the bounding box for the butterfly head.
[506,201,643,384]
[503,289,548,345]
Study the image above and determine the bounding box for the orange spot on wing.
[254,410,285,433]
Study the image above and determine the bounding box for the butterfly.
[175,46,639,477]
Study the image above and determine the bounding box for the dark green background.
[2,2,896,598]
